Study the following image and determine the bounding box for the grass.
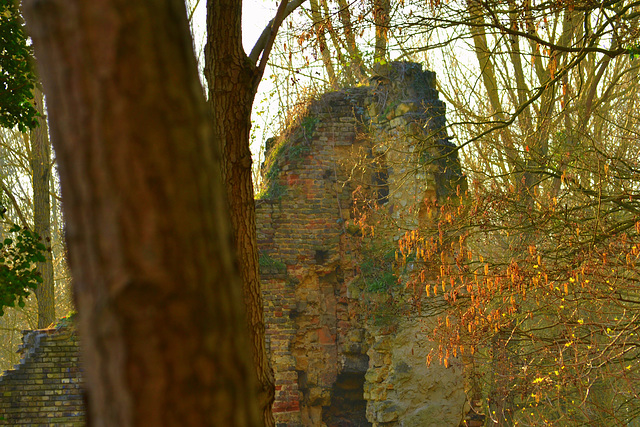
[258,252,286,273]
[360,241,397,293]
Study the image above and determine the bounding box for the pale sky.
[190,0,280,163]
[190,0,276,54]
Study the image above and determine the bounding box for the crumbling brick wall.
[257,62,468,427]
[0,325,84,426]
[0,61,471,427]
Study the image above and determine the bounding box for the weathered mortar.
[0,324,84,426]
[257,62,468,426]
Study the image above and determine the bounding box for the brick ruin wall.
[0,62,472,427]
[0,325,84,426]
[258,62,469,427]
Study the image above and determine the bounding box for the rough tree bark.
[23,1,262,426]
[204,2,275,424]
[30,87,55,328]
[204,1,306,424]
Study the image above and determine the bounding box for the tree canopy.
[0,0,37,131]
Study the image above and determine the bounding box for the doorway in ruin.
[322,354,371,427]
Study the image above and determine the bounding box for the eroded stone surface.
[0,62,470,427]
[365,319,465,426]
[258,62,468,426]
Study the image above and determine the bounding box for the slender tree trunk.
[373,0,390,66]
[319,0,351,85]
[205,1,275,425]
[23,1,262,425]
[309,0,338,88]
[30,87,55,328]
[336,0,366,82]
[466,0,522,191]
[466,4,521,424]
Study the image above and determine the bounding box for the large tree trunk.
[204,2,276,426]
[23,1,262,426]
[30,87,55,328]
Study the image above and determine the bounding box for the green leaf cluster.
[0,225,46,316]
[628,42,640,60]
[256,161,286,200]
[0,0,38,131]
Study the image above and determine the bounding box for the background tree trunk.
[30,86,55,328]
[205,1,275,425]
[373,0,390,66]
[309,0,338,89]
[23,1,262,425]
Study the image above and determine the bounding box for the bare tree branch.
[248,0,307,78]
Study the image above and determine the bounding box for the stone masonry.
[258,62,468,426]
[0,61,472,427]
[0,324,84,426]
